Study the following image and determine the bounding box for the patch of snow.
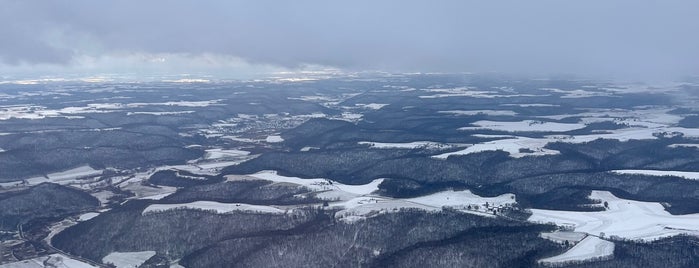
[433,137,559,159]
[77,212,100,222]
[265,135,284,143]
[47,165,102,181]
[356,103,388,110]
[143,201,285,215]
[203,149,250,160]
[127,111,195,116]
[459,120,586,133]
[501,103,560,107]
[438,110,517,116]
[359,141,466,150]
[539,236,614,264]
[529,191,699,241]
[0,253,98,268]
[669,143,699,149]
[335,190,516,223]
[610,169,699,180]
[540,88,612,98]
[102,251,156,268]
[540,231,587,244]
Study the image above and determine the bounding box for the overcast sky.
[1,0,698,81]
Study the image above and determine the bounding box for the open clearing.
[529,191,699,241]
[539,236,614,265]
[102,251,156,268]
[0,253,97,268]
[610,169,699,180]
[143,201,286,215]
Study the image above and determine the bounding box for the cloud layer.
[1,0,698,80]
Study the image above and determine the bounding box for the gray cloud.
[1,0,698,80]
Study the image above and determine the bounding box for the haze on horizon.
[1,0,698,82]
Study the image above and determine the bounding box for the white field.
[227,170,382,201]
[433,137,559,159]
[359,141,467,150]
[203,149,250,160]
[0,165,102,188]
[0,253,98,268]
[610,170,699,180]
[265,135,284,143]
[539,88,612,98]
[356,103,388,110]
[77,212,100,221]
[540,231,587,244]
[501,103,560,107]
[459,120,586,132]
[438,110,517,116]
[143,201,285,215]
[539,236,614,264]
[529,191,699,241]
[226,171,515,223]
[334,190,516,223]
[433,106,699,159]
[102,251,156,268]
[0,100,221,121]
[47,165,102,181]
[669,143,699,149]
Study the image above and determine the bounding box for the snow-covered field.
[102,251,156,268]
[433,137,559,159]
[265,135,284,143]
[356,103,388,110]
[203,149,250,160]
[143,201,286,215]
[529,191,699,241]
[77,212,100,221]
[540,231,587,244]
[226,171,516,223]
[334,190,516,223]
[359,141,467,150]
[438,110,517,116]
[539,236,614,264]
[668,143,699,149]
[459,120,587,133]
[0,165,102,188]
[610,170,699,180]
[0,254,98,268]
[226,170,383,201]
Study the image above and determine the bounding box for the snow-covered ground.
[0,254,98,268]
[47,165,102,181]
[459,120,586,133]
[142,201,286,215]
[668,143,699,149]
[610,170,699,180]
[102,251,156,268]
[433,137,559,159]
[356,103,388,110]
[334,190,516,223]
[529,191,699,241]
[77,212,100,221]
[265,135,284,143]
[540,231,587,244]
[226,171,516,223]
[227,170,382,200]
[203,149,250,160]
[539,236,614,264]
[0,165,102,188]
[438,110,517,116]
[359,141,467,150]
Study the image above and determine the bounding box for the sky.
[1,0,698,81]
